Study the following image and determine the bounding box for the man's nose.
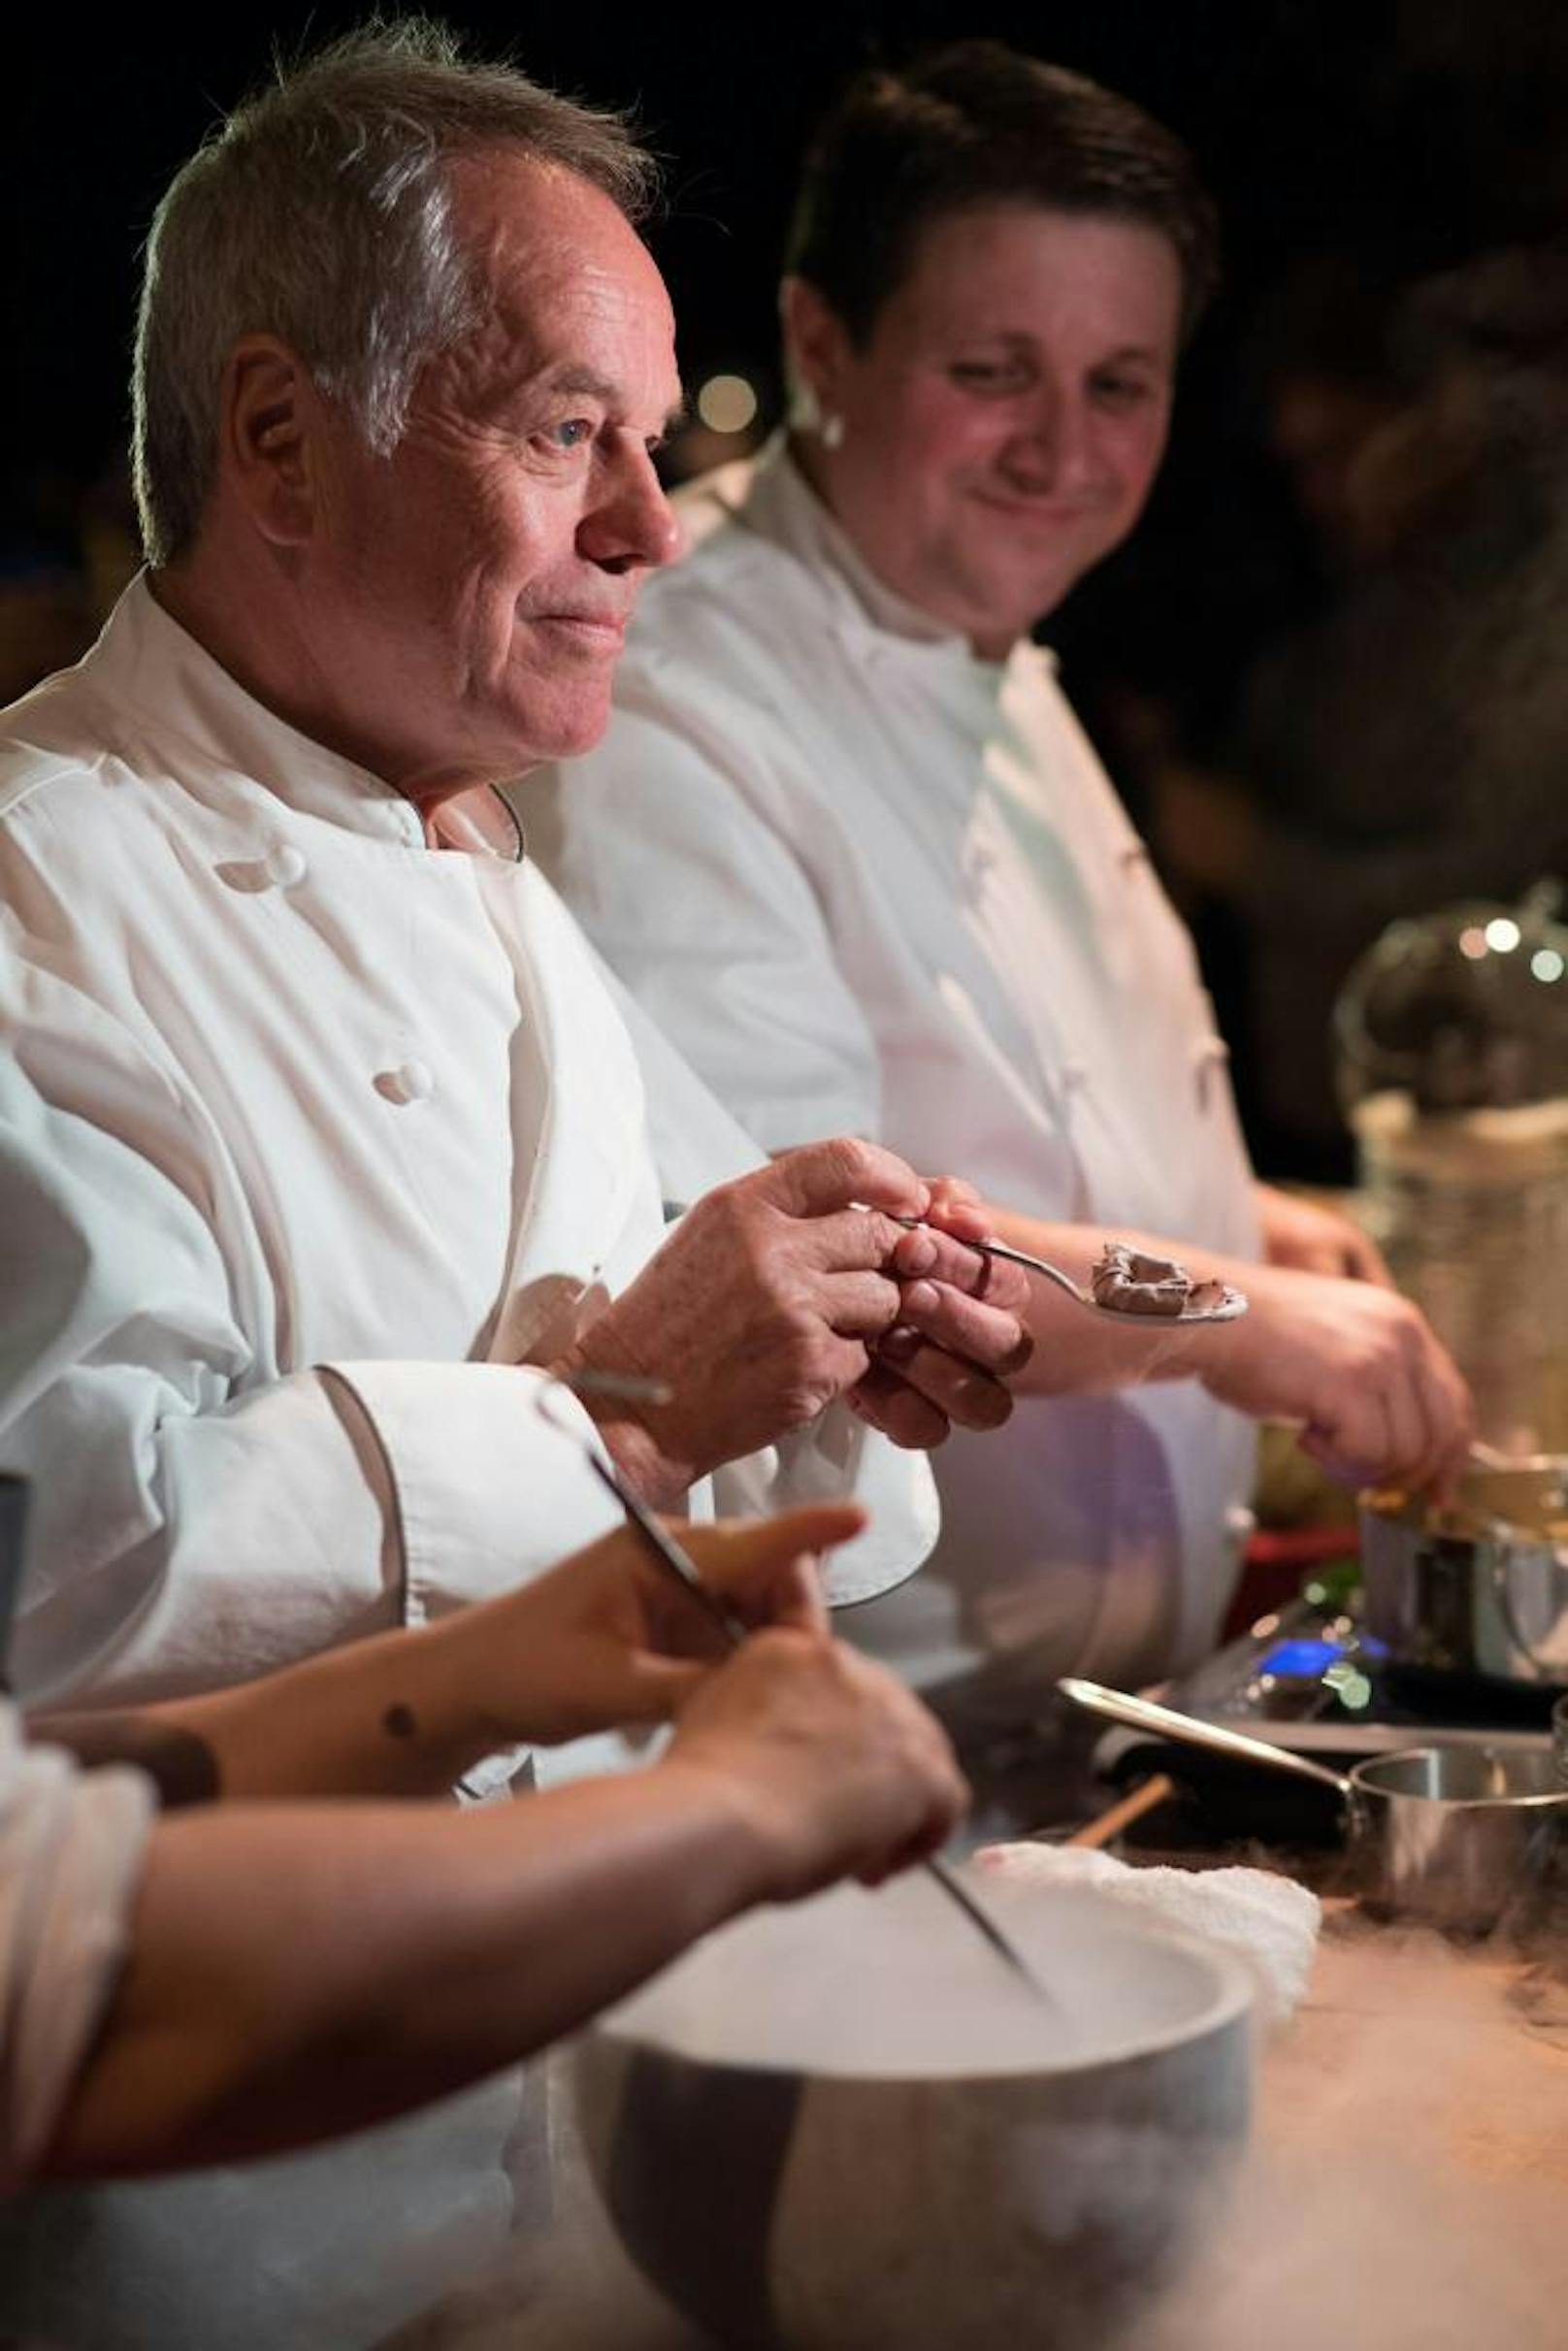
[578,442,685,574]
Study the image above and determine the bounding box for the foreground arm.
[30,1506,859,1805]
[31,1623,965,2184]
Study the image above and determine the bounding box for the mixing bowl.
[573,1873,1254,2351]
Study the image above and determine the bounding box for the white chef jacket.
[0,1700,153,2198]
[0,575,935,1719]
[0,575,937,2351]
[542,440,1260,1697]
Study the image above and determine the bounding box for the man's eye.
[541,418,594,451]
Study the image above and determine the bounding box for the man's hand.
[557,1140,1029,1500]
[851,1207,1033,1449]
[662,1628,969,1902]
[469,1503,861,1747]
[1256,1183,1392,1286]
[1198,1261,1473,1498]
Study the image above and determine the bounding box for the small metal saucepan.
[1359,1458,1568,1686]
[1061,1678,1567,1936]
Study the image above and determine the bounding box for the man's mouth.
[531,610,630,650]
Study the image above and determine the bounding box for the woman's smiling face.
[788,204,1184,657]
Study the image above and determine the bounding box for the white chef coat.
[0,574,937,2351]
[0,1700,153,2198]
[542,440,1260,1698]
[0,575,935,1719]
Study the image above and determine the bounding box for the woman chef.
[545,42,1472,1804]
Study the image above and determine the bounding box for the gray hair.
[132,16,659,567]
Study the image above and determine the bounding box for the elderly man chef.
[545,43,1473,1789]
[0,25,1032,1733]
[0,22,1027,2350]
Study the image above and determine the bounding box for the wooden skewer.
[1066,1773,1177,1851]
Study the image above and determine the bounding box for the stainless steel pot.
[1359,1460,1568,1685]
[1061,1679,1568,1936]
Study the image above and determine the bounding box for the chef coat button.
[375,1059,436,1105]
[1060,1060,1090,1094]
[1193,1035,1229,1109]
[264,843,308,889]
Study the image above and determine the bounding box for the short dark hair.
[784,42,1219,347]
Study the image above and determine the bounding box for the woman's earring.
[820,412,845,451]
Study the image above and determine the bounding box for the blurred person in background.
[7,1500,962,2196]
[1142,245,1568,1174]
[544,43,1472,1808]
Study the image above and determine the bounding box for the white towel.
[975,1842,1322,2029]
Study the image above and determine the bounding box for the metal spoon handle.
[578,1449,752,1647]
[964,1235,1099,1307]
[1059,1677,1354,1798]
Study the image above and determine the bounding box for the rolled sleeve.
[322,1360,623,1625]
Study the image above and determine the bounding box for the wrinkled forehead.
[440,147,678,395]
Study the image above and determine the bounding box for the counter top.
[394,1896,1568,2351]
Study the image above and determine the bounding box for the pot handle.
[1486,1545,1556,1684]
[1059,1678,1354,1798]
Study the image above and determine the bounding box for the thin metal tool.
[917,1852,1045,1987]
[539,1375,1047,1995]
[886,1216,1248,1325]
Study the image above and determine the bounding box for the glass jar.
[1335,886,1568,1453]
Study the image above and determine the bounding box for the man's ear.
[220,335,326,548]
[779,276,853,421]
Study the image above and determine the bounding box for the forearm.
[33,1610,513,1805]
[41,1763,771,2181]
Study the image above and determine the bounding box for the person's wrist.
[591,1415,696,1512]
[543,1338,699,1508]
[1192,1311,1256,1405]
[415,1605,543,1761]
[654,1749,810,1914]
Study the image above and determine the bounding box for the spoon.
[1058,1676,1350,1798]
[887,1216,1249,1325]
[538,1372,1051,2000]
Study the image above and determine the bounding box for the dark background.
[9,0,1568,1174]
[12,1,1568,552]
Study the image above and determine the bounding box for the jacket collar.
[81,575,429,847]
[696,437,1057,699]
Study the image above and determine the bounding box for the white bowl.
[574,1873,1254,2351]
